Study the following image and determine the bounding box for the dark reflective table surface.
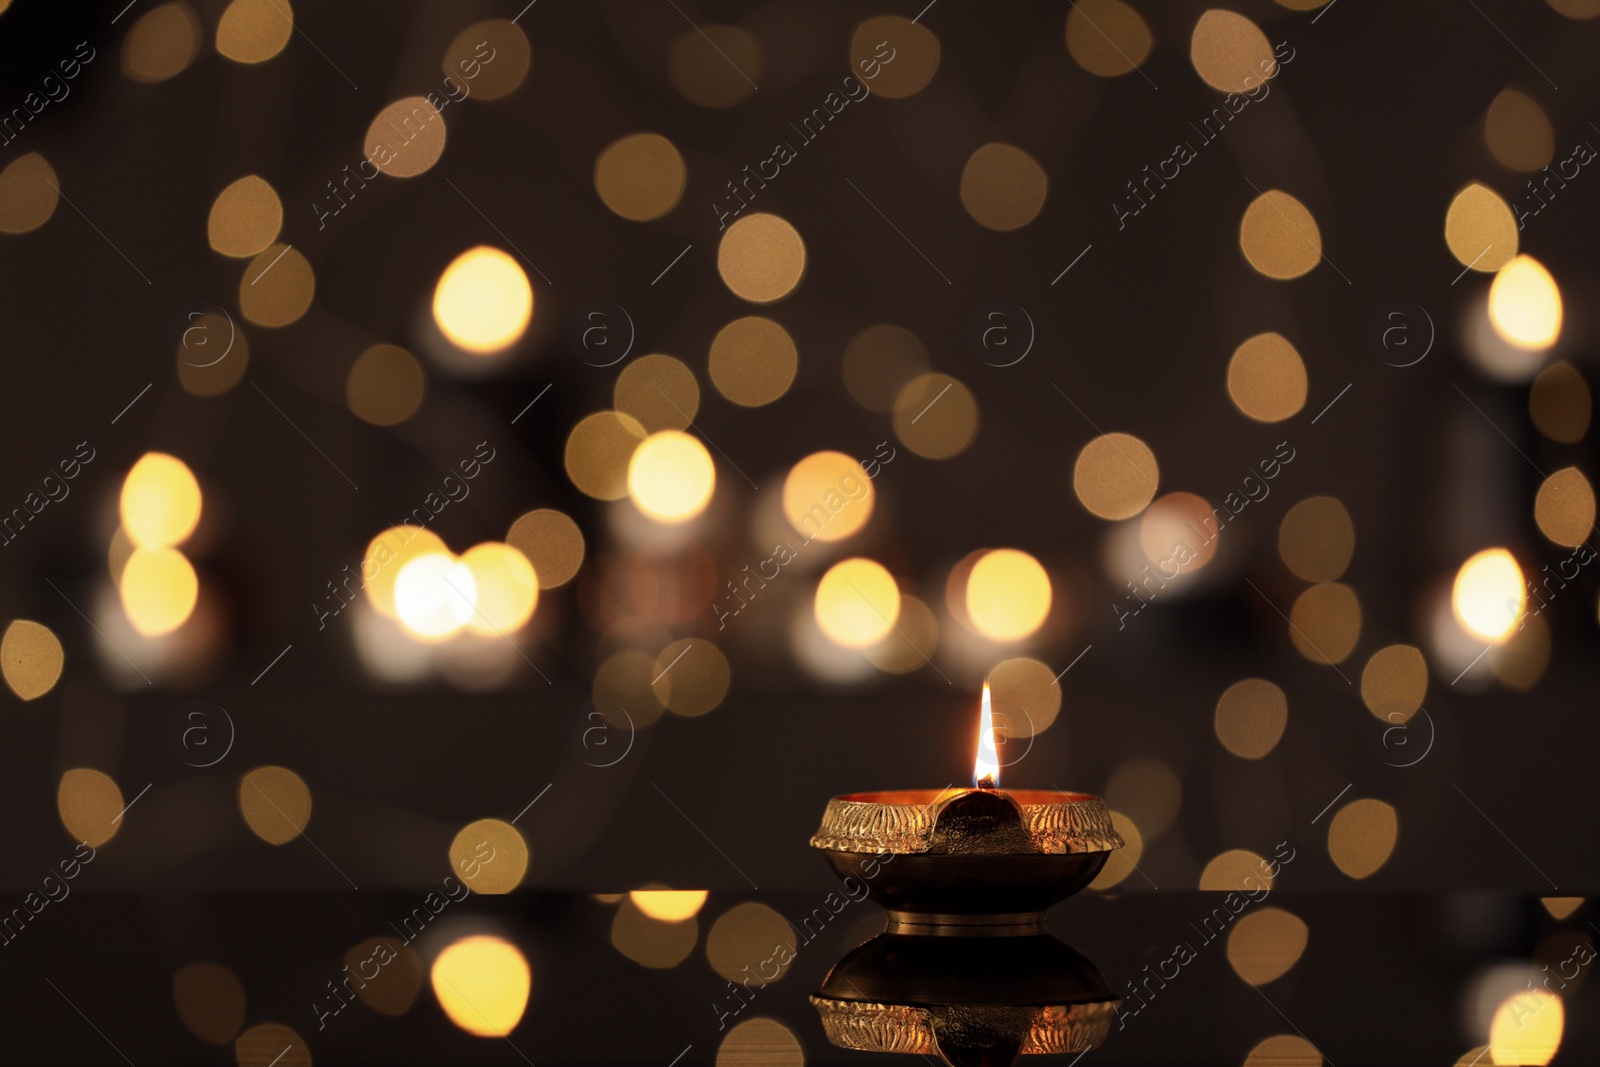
[3,889,1593,1064]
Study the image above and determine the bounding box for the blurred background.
[1,0,1598,1062]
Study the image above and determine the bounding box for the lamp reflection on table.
[811,929,1118,1067]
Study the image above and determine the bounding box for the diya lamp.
[810,931,1118,1066]
[809,682,1123,934]
[808,682,1123,1066]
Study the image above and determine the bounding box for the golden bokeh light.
[668,25,762,108]
[709,316,798,407]
[893,372,979,459]
[1327,797,1398,880]
[1107,758,1182,840]
[1239,190,1322,280]
[239,243,315,328]
[611,896,698,968]
[784,451,874,543]
[109,527,135,589]
[173,962,246,1044]
[966,549,1052,641]
[208,176,282,259]
[431,935,531,1037]
[1489,990,1564,1065]
[718,213,805,303]
[1361,644,1428,723]
[0,153,60,234]
[1548,0,1600,15]
[651,638,731,717]
[1227,332,1308,422]
[1288,582,1362,664]
[566,411,647,501]
[1,619,64,701]
[366,96,447,178]
[1529,363,1591,443]
[506,510,584,589]
[1278,495,1354,582]
[1199,849,1273,892]
[850,16,939,99]
[707,902,796,984]
[815,558,900,648]
[121,547,200,636]
[717,1018,804,1067]
[1490,611,1551,691]
[234,1023,310,1067]
[1226,907,1308,986]
[1445,183,1519,273]
[443,20,531,101]
[122,452,202,548]
[363,526,448,617]
[1214,678,1288,759]
[433,246,533,354]
[448,817,529,894]
[1190,9,1275,93]
[1089,811,1143,890]
[347,344,426,426]
[460,542,538,635]
[1489,255,1562,350]
[1534,467,1594,548]
[593,650,666,730]
[1243,1035,1321,1067]
[1073,432,1159,520]
[595,133,686,222]
[866,595,940,675]
[393,552,476,641]
[1139,492,1220,572]
[1485,89,1555,172]
[239,766,311,845]
[628,430,716,524]
[343,937,422,1016]
[58,768,124,848]
[1066,0,1154,78]
[960,143,1049,232]
[216,0,293,64]
[843,323,929,412]
[122,2,201,84]
[630,887,709,922]
[1453,548,1526,643]
[177,312,249,397]
[1542,897,1585,920]
[615,354,699,433]
[987,656,1061,738]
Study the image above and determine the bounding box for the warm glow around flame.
[974,682,1000,787]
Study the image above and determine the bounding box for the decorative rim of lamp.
[810,788,1122,856]
[810,996,1118,1056]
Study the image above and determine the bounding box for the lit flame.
[974,682,999,788]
